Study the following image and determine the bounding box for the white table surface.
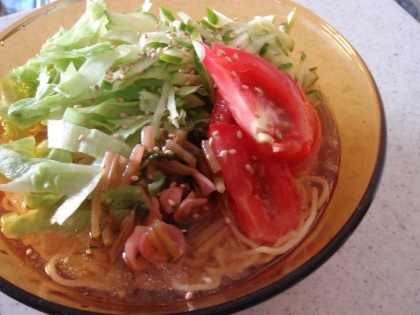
[1,0,419,314]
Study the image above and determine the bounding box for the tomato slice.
[208,124,302,244]
[201,42,319,163]
[210,90,235,125]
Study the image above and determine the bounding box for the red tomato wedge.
[210,90,235,125]
[208,124,302,244]
[200,42,320,163]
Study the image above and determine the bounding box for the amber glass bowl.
[0,0,386,314]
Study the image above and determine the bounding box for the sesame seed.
[231,71,237,77]
[145,110,151,116]
[203,277,213,284]
[120,112,128,118]
[150,52,157,58]
[225,56,232,63]
[130,175,139,181]
[113,134,120,139]
[137,31,142,37]
[241,85,249,90]
[63,257,70,264]
[156,47,163,54]
[275,131,283,139]
[209,137,214,146]
[135,116,143,121]
[180,184,186,188]
[220,113,224,121]
[150,86,156,91]
[183,52,190,57]
[181,229,187,233]
[122,125,128,130]
[251,155,258,160]
[117,97,124,103]
[169,181,177,187]
[236,130,242,138]
[78,134,85,141]
[94,85,100,91]
[254,87,263,94]
[225,217,231,224]
[230,34,237,39]
[220,150,228,157]
[115,124,120,129]
[26,248,33,256]
[245,164,254,174]
[229,149,236,154]
[233,53,239,60]
[185,292,193,300]
[153,146,160,152]
[138,69,144,74]
[73,104,82,109]
[164,150,174,156]
[105,75,113,80]
[217,49,226,57]
[206,153,211,160]
[0,41,4,46]
[212,131,219,136]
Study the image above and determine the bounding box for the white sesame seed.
[254,87,263,94]
[182,52,190,58]
[251,155,258,160]
[78,134,85,141]
[185,292,193,300]
[275,131,283,139]
[145,110,151,116]
[220,150,228,157]
[231,71,237,77]
[153,146,160,152]
[120,112,128,118]
[245,164,254,174]
[229,149,236,154]
[220,114,224,121]
[63,257,70,264]
[122,125,128,130]
[26,248,33,256]
[169,181,177,187]
[241,85,249,90]
[233,53,239,60]
[225,56,232,63]
[135,116,143,121]
[113,134,120,139]
[130,175,139,181]
[236,130,242,138]
[203,277,213,284]
[212,131,219,136]
[225,217,231,224]
[209,137,214,146]
[217,49,225,57]
[73,104,82,109]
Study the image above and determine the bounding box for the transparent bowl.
[0,0,386,314]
